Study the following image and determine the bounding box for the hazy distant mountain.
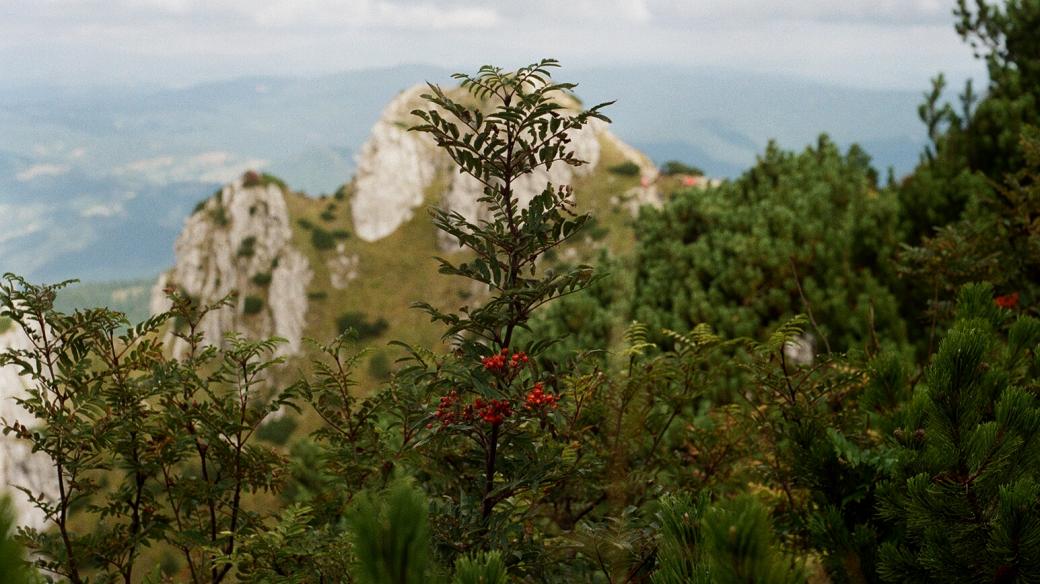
[0,64,930,283]
[571,66,926,178]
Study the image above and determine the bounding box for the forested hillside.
[1,2,1039,582]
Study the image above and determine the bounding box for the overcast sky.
[3,0,986,90]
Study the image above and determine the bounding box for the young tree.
[0,277,298,583]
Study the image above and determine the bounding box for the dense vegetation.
[1,3,1039,581]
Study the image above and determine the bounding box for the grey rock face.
[151,178,312,356]
[0,325,58,532]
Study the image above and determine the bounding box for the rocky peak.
[350,84,660,249]
[150,174,312,356]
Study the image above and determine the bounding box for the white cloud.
[113,151,269,184]
[251,0,499,29]
[16,163,71,182]
[80,203,125,218]
[3,0,980,90]
[0,204,48,245]
[32,0,499,29]
[647,0,950,24]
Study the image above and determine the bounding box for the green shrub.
[661,160,704,176]
[298,218,315,230]
[347,480,434,584]
[237,236,257,258]
[256,415,298,446]
[332,229,351,240]
[209,205,228,227]
[320,210,336,222]
[307,291,328,301]
[243,170,263,187]
[367,351,392,380]
[336,312,388,340]
[584,216,609,241]
[334,185,348,201]
[243,295,264,315]
[311,227,336,251]
[251,272,272,286]
[877,284,1040,582]
[632,136,906,351]
[0,275,298,583]
[243,171,288,190]
[651,495,805,584]
[453,552,508,584]
[0,497,33,584]
[608,160,640,176]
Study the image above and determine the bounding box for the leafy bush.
[608,160,641,176]
[237,235,257,258]
[632,136,906,352]
[347,480,435,583]
[243,170,288,190]
[0,498,33,584]
[336,311,388,340]
[251,271,272,286]
[243,294,264,314]
[661,160,704,176]
[311,227,336,250]
[0,279,295,583]
[209,205,229,226]
[368,350,392,380]
[256,415,298,446]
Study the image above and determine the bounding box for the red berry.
[995,292,1020,309]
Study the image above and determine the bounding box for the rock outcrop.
[350,85,659,249]
[150,177,312,356]
[0,325,57,532]
[350,86,440,242]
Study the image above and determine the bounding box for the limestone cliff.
[0,325,57,532]
[150,175,312,356]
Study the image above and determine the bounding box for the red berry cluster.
[525,382,558,410]
[482,348,529,373]
[474,398,513,425]
[995,292,1020,309]
[431,391,514,428]
[433,390,464,425]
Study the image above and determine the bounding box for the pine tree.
[631,136,905,353]
[877,283,1040,582]
[651,494,805,584]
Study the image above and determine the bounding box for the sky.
[2,0,987,90]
